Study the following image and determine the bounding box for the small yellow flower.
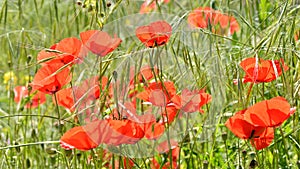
[24,75,31,82]
[3,71,17,84]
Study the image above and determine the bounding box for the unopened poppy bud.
[249,151,256,159]
[203,160,209,169]
[31,129,37,138]
[106,1,112,7]
[27,55,32,63]
[249,159,258,169]
[242,150,247,157]
[88,5,94,12]
[76,1,82,6]
[64,149,72,157]
[7,61,12,67]
[113,71,118,80]
[26,159,31,168]
[14,142,21,153]
[46,147,57,155]
[221,132,227,141]
[76,152,82,158]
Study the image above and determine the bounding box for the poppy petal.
[80,30,122,56]
[136,21,172,48]
[244,97,292,127]
[60,126,98,151]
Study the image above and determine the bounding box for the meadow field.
[0,0,299,168]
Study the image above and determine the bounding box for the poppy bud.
[64,149,72,157]
[46,147,57,155]
[26,159,31,168]
[76,153,82,158]
[100,12,105,17]
[221,132,227,142]
[249,152,256,159]
[106,1,112,7]
[7,61,12,67]
[76,1,82,6]
[113,71,118,80]
[249,159,258,169]
[88,5,94,12]
[27,55,32,63]
[242,150,247,158]
[203,160,209,169]
[14,142,21,153]
[31,129,37,138]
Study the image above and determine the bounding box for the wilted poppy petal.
[240,57,289,83]
[188,7,239,35]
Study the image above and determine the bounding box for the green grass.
[0,0,299,168]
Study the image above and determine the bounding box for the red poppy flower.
[60,125,99,151]
[37,37,86,65]
[30,62,72,94]
[80,30,122,57]
[136,21,172,48]
[136,81,176,107]
[225,109,274,150]
[13,86,46,108]
[225,110,267,139]
[240,57,289,83]
[171,88,212,113]
[187,7,215,29]
[244,97,295,127]
[139,0,170,14]
[113,102,165,140]
[54,87,75,112]
[213,12,240,35]
[61,117,144,149]
[187,7,239,35]
[106,118,145,145]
